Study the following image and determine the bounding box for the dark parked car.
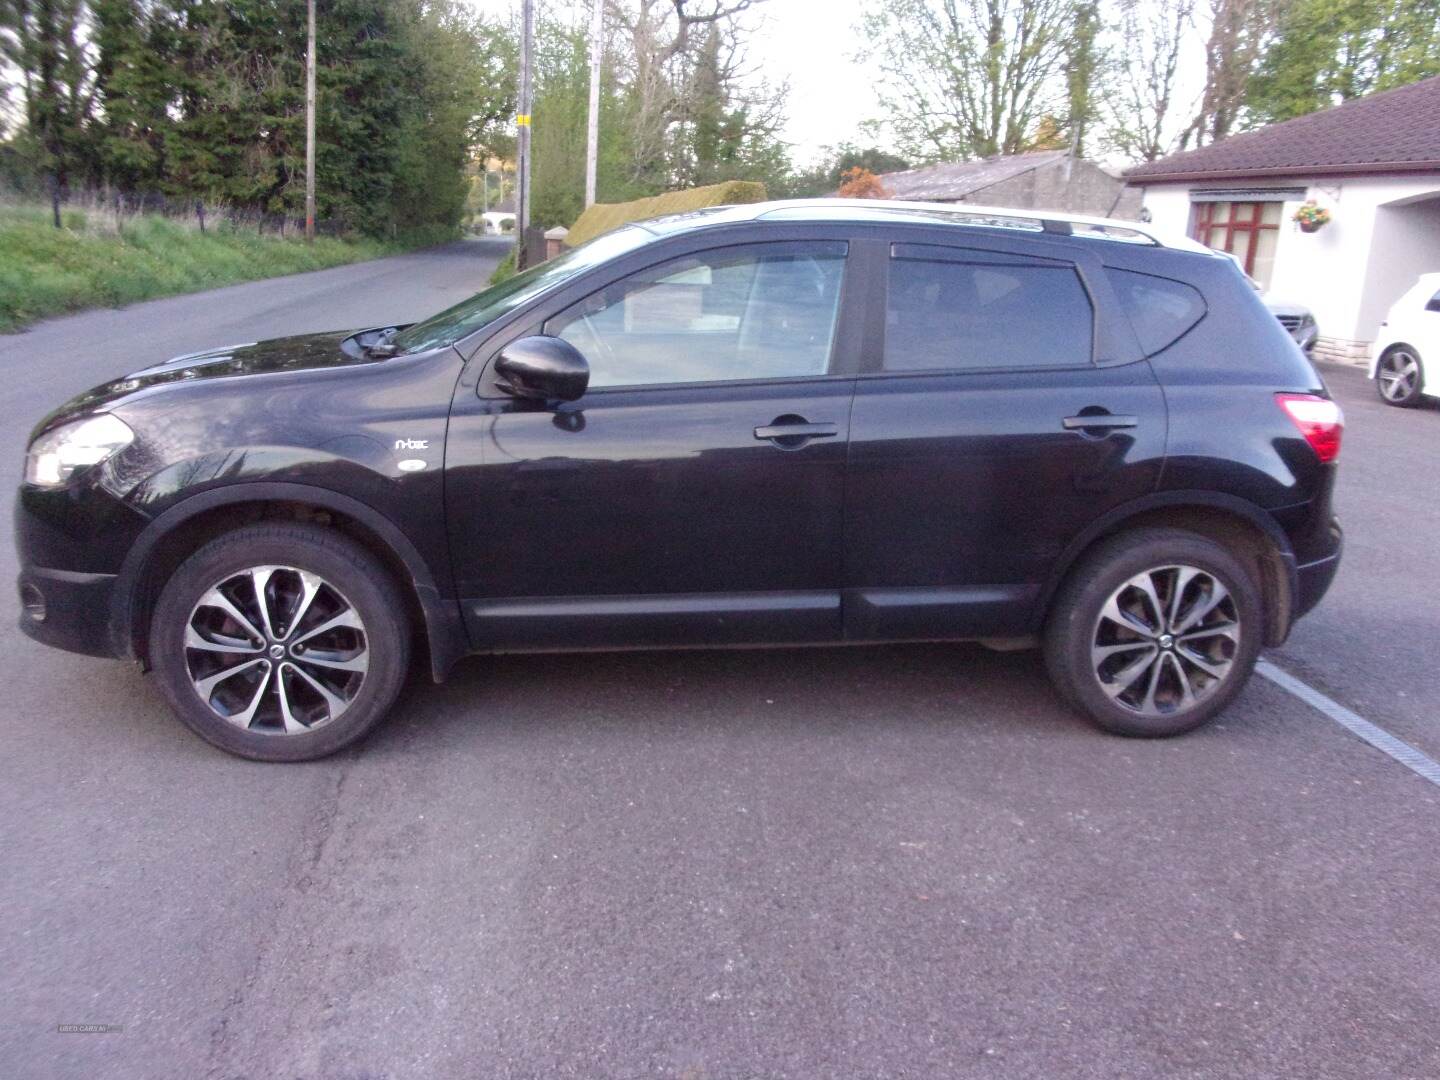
[16,201,1343,760]
[1266,300,1319,354]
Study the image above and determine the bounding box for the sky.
[463,0,881,166]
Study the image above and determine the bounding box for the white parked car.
[1371,273,1440,407]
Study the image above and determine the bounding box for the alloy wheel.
[1378,350,1421,402]
[184,565,368,734]
[1090,564,1240,717]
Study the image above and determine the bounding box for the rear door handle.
[1062,414,1138,431]
[754,420,839,443]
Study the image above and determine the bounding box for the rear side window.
[1105,268,1206,356]
[885,257,1093,371]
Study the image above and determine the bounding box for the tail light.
[1276,393,1343,463]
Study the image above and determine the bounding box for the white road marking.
[1257,660,1440,787]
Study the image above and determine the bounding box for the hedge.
[564,180,768,248]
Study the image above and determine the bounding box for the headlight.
[24,414,134,487]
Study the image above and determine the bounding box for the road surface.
[2,238,1437,1079]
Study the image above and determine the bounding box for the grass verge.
[0,205,452,333]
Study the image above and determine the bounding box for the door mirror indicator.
[494,336,590,402]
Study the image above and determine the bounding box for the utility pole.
[515,0,534,268]
[584,0,603,208]
[304,0,316,242]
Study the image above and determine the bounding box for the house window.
[1191,201,1282,287]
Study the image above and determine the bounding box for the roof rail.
[754,198,1214,254]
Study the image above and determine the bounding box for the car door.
[445,237,861,651]
[843,235,1168,641]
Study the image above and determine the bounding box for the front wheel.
[1044,528,1263,737]
[1376,346,1425,407]
[149,523,410,761]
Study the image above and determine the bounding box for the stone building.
[871,151,1142,220]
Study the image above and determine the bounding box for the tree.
[2,0,95,222]
[606,0,784,191]
[836,165,889,198]
[91,0,186,193]
[1100,0,1196,161]
[1246,0,1440,125]
[1182,0,1284,147]
[860,0,1076,161]
[1064,0,1101,156]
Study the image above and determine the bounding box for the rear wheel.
[1044,528,1263,737]
[1376,346,1425,406]
[149,523,410,761]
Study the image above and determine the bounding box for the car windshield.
[393,226,654,354]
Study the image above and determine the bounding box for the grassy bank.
[0,205,451,333]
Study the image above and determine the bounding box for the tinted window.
[885,257,1093,371]
[1105,268,1206,355]
[550,244,846,387]
[1427,289,1440,313]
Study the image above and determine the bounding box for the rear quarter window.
[1105,268,1206,356]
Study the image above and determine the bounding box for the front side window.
[884,257,1094,371]
[549,243,847,388]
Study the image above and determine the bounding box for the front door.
[844,238,1168,641]
[445,239,858,651]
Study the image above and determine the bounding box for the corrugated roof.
[1125,75,1440,183]
[869,151,1072,200]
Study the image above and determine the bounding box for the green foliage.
[1065,1,1102,156]
[0,203,409,331]
[523,2,794,229]
[860,0,1077,161]
[488,247,517,285]
[1246,0,1440,125]
[565,179,766,247]
[1,0,509,238]
[782,144,913,197]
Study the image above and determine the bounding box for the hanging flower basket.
[1294,200,1331,233]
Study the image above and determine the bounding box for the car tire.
[148,522,410,761]
[1044,528,1263,738]
[1375,345,1425,407]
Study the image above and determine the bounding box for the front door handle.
[754,415,839,448]
[1062,413,1138,432]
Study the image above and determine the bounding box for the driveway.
[1,242,1437,1079]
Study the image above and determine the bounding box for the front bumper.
[17,566,119,657]
[14,478,149,661]
[1289,322,1319,353]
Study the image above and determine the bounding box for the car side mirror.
[494,336,589,403]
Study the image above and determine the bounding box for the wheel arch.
[1037,492,1299,648]
[110,482,467,682]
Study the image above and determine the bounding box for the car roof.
[628,198,1217,256]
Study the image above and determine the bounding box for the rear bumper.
[1293,546,1341,621]
[17,566,120,658]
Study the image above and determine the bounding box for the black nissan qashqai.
[16,201,1343,761]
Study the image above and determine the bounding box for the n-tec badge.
[394,438,429,450]
[397,459,428,472]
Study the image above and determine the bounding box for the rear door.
[843,235,1168,641]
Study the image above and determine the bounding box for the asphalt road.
[1,239,1437,1080]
